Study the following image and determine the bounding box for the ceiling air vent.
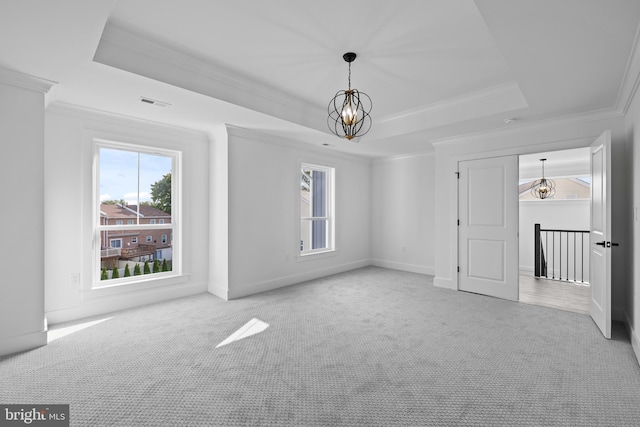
[140,97,171,108]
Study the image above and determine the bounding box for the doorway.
[517,148,591,314]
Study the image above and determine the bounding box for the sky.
[99,147,172,205]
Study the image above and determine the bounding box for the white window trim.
[92,139,182,289]
[299,162,335,258]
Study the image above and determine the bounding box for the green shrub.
[134,264,141,276]
[143,260,151,274]
[101,267,108,280]
[162,258,169,272]
[153,259,160,273]
[112,265,120,279]
[124,264,131,277]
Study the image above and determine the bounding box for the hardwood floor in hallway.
[519,275,590,314]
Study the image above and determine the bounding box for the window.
[159,219,164,224]
[300,163,334,255]
[150,219,156,224]
[95,141,180,286]
[161,234,167,244]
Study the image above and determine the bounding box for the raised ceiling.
[2,0,640,158]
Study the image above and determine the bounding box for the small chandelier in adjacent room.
[327,52,372,140]
[530,158,556,199]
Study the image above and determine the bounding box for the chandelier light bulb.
[341,94,357,126]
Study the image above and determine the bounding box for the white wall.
[44,104,210,324]
[433,115,627,320]
[371,153,435,274]
[0,69,54,356]
[624,86,640,362]
[210,126,371,299]
[519,199,590,279]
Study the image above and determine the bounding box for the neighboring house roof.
[100,204,170,218]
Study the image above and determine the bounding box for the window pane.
[300,219,328,251]
[301,168,312,218]
[99,227,173,279]
[311,170,327,218]
[99,148,172,217]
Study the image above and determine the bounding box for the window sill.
[297,249,337,262]
[82,273,189,300]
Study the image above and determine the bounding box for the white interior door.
[458,156,519,301]
[590,130,612,339]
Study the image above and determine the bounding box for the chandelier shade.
[327,52,372,140]
[530,158,556,199]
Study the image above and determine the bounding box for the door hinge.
[457,266,460,273]
[457,219,460,226]
[455,172,460,179]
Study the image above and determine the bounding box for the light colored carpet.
[1,266,640,426]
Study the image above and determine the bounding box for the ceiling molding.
[0,67,57,94]
[618,19,640,115]
[225,125,371,164]
[95,24,327,133]
[377,82,525,123]
[431,107,624,148]
[369,81,528,141]
[47,102,210,141]
[371,151,435,164]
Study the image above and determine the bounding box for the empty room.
[3,1,640,425]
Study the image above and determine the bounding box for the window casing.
[94,140,180,287]
[300,163,335,255]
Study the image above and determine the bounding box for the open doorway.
[518,148,591,314]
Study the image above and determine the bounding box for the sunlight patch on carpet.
[48,317,114,343]
[216,318,269,348]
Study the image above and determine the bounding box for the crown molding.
[96,24,327,131]
[377,81,525,124]
[431,107,623,148]
[369,81,528,141]
[0,67,57,94]
[371,150,435,164]
[47,102,210,142]
[617,17,640,115]
[225,125,371,164]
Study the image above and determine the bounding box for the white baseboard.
[519,266,534,275]
[46,281,208,325]
[434,276,456,290]
[227,259,370,299]
[624,311,640,366]
[208,283,229,301]
[370,259,434,276]
[0,329,47,357]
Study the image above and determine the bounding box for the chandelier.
[530,158,556,199]
[327,52,372,140]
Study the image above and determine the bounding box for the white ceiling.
[2,0,640,158]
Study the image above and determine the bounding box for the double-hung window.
[95,141,180,285]
[300,163,334,255]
